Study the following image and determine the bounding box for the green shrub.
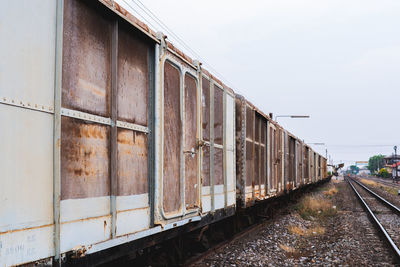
[378,168,390,178]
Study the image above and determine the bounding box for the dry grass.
[296,195,336,220]
[279,244,296,253]
[380,186,398,196]
[288,225,326,236]
[360,179,398,196]
[279,244,304,258]
[323,187,338,197]
[360,179,378,187]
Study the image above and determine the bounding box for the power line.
[327,144,398,147]
[122,0,238,89]
[121,0,158,31]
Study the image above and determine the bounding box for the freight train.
[0,1,328,266]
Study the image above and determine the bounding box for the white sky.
[118,0,400,166]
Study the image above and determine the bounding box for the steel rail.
[346,177,400,259]
[185,222,265,266]
[352,178,400,215]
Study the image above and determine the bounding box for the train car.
[235,96,270,207]
[0,1,237,265]
[268,121,285,196]
[234,95,329,209]
[303,144,311,184]
[0,1,328,266]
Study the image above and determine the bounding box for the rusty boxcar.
[0,1,328,266]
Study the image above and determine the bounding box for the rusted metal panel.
[303,146,310,183]
[214,87,224,145]
[117,130,149,195]
[117,21,149,126]
[261,120,267,190]
[246,140,253,187]
[62,0,112,117]
[246,106,253,139]
[184,74,199,208]
[288,136,296,189]
[255,115,260,142]
[254,115,260,189]
[163,61,182,214]
[202,77,210,142]
[202,146,211,187]
[61,117,110,199]
[283,132,289,190]
[296,141,302,187]
[225,94,236,206]
[254,142,260,186]
[269,126,275,192]
[234,95,246,207]
[245,105,254,190]
[111,19,119,239]
[214,148,224,185]
[209,81,215,211]
[260,146,266,191]
[310,151,314,182]
[318,155,322,180]
[277,128,284,192]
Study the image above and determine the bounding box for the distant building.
[384,155,400,178]
[358,169,370,176]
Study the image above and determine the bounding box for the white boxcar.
[0,0,236,266]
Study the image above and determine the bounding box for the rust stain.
[184,74,199,207]
[116,206,149,213]
[202,146,210,186]
[117,130,148,196]
[215,148,224,185]
[0,223,54,236]
[62,0,112,117]
[61,117,110,200]
[214,86,223,145]
[61,214,111,225]
[163,61,182,213]
[202,76,210,142]
[117,22,149,125]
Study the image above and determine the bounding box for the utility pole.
[395,146,398,181]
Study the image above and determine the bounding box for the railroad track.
[346,177,400,260]
[185,221,265,266]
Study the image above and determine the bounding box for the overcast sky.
[118,0,400,167]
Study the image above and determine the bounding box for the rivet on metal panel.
[0,97,55,114]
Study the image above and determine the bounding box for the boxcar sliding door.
[268,123,277,194]
[184,73,200,212]
[156,54,201,222]
[162,60,183,217]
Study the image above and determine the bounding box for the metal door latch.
[184,148,196,158]
[197,139,210,148]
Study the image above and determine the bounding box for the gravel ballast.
[191,177,398,266]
